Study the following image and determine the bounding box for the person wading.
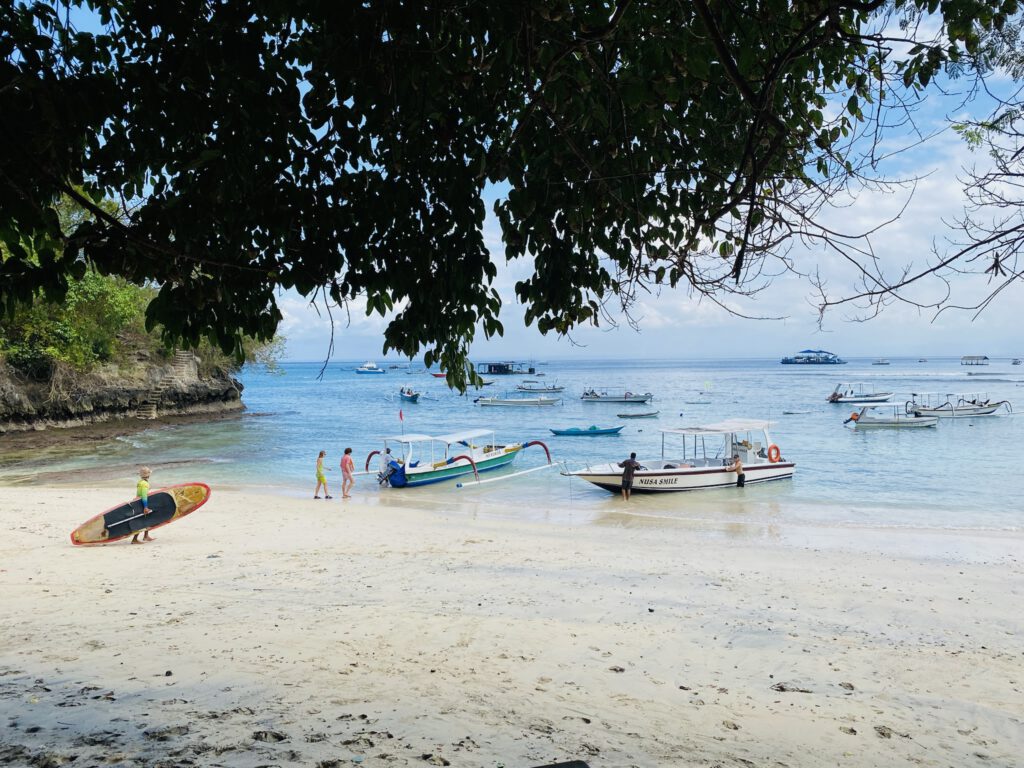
[618,452,642,501]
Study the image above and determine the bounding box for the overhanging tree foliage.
[0,1,1017,386]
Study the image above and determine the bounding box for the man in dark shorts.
[618,452,642,500]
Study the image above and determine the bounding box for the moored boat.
[827,383,894,404]
[581,389,653,404]
[516,381,565,393]
[475,393,561,406]
[356,361,386,374]
[365,429,550,488]
[617,411,659,419]
[872,359,890,365]
[845,405,937,428]
[563,419,794,494]
[550,425,625,436]
[906,392,1012,418]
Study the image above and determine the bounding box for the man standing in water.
[618,452,642,501]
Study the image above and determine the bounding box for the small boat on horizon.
[550,425,625,436]
[872,359,891,365]
[356,361,386,374]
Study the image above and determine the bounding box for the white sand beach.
[1,485,1021,767]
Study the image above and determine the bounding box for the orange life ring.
[767,444,781,463]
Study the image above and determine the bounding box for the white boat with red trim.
[563,419,794,494]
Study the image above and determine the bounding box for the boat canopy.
[381,428,494,445]
[434,428,494,444]
[381,433,435,444]
[661,419,773,436]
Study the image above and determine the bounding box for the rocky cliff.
[0,351,243,433]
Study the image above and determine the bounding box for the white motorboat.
[827,383,894,404]
[355,361,386,374]
[906,392,1012,418]
[872,359,891,365]
[845,405,938,428]
[516,381,565,393]
[563,419,794,494]
[581,389,653,404]
[474,394,561,407]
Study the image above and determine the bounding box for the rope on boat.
[456,462,557,488]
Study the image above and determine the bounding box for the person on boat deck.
[131,466,155,544]
[618,452,642,501]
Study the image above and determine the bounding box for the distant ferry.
[780,349,847,365]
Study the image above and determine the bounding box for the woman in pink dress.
[341,447,355,498]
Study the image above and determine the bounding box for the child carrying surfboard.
[131,467,155,544]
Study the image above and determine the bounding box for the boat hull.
[854,417,937,428]
[399,393,420,403]
[570,463,795,493]
[829,393,893,404]
[912,405,1001,418]
[550,426,624,436]
[581,395,652,404]
[477,398,560,406]
[618,411,659,418]
[389,448,520,487]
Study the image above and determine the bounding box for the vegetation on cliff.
[0,195,281,386]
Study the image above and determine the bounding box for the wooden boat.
[581,389,653,404]
[366,429,550,488]
[827,383,894,404]
[617,411,659,419]
[906,392,1011,418]
[399,388,420,403]
[475,394,560,406]
[845,405,937,428]
[355,361,385,374]
[550,425,625,436]
[564,419,794,494]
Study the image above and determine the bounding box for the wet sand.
[1,486,1021,767]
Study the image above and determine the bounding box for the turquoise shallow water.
[3,357,1022,533]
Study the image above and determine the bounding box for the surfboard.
[70,483,212,546]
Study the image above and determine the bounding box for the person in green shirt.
[132,466,155,544]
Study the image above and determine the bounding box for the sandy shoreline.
[1,485,1021,767]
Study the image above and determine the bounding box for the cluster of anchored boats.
[829,382,1013,428]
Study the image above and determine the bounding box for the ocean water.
[3,357,1022,535]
